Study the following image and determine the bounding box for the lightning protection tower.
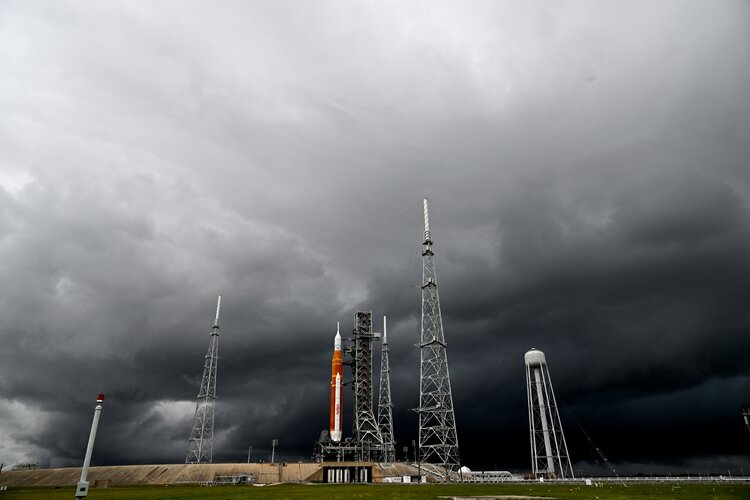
[417,197,460,474]
[186,296,222,464]
[377,316,396,462]
[525,348,574,479]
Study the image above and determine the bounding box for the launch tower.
[185,296,222,464]
[316,312,388,465]
[417,198,460,474]
[377,316,396,462]
[351,310,384,460]
[525,348,574,478]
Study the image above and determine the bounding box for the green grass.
[2,482,750,500]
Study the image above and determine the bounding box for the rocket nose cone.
[334,331,342,350]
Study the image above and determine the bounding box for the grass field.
[2,482,750,500]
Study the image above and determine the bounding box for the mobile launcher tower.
[524,348,574,479]
[316,312,389,462]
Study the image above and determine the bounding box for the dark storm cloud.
[360,161,750,471]
[1,0,749,474]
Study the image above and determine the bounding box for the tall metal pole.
[75,394,104,499]
[417,198,460,476]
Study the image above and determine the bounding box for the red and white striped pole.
[75,394,104,499]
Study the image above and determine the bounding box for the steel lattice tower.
[186,296,222,464]
[351,310,383,461]
[377,316,396,462]
[525,348,574,479]
[417,198,460,473]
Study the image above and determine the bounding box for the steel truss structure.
[377,316,396,462]
[417,198,460,474]
[350,311,383,461]
[186,296,222,464]
[525,348,574,479]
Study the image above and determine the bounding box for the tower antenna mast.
[186,295,222,464]
[417,198,460,476]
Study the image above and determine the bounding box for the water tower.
[524,348,574,478]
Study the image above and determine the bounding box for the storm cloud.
[1,0,749,474]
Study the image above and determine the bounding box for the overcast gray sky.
[1,0,749,474]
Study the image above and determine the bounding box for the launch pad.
[315,310,388,463]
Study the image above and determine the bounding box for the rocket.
[329,322,343,443]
